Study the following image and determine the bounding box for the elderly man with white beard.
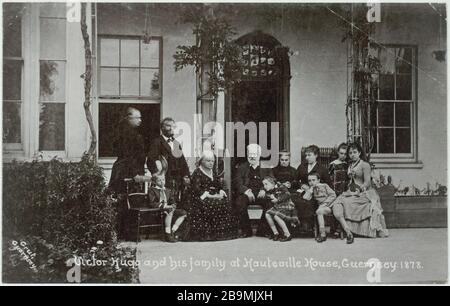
[233,144,273,238]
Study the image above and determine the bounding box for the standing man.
[108,107,147,195]
[233,144,272,238]
[108,107,147,240]
[147,118,190,202]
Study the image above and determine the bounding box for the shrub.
[2,155,139,283]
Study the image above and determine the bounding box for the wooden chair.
[124,178,165,242]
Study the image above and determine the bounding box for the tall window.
[3,3,25,150]
[39,3,66,151]
[371,46,416,157]
[98,36,162,158]
[99,37,160,99]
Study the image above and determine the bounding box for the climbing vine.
[173,4,245,98]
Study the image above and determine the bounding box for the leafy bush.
[2,155,139,283]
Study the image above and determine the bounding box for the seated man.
[233,144,273,238]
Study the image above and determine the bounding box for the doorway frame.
[224,31,291,166]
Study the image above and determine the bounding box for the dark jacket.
[108,121,146,194]
[147,135,190,182]
[296,162,331,187]
[272,165,298,190]
[233,162,274,195]
[148,186,177,208]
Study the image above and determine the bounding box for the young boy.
[148,173,187,243]
[328,143,349,195]
[263,177,299,242]
[303,172,336,243]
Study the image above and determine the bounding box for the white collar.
[162,134,174,142]
[200,166,214,180]
[249,163,260,169]
[308,162,317,170]
[154,186,166,191]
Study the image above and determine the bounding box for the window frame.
[97,34,162,102]
[96,34,163,160]
[3,4,26,152]
[37,7,68,153]
[370,44,419,165]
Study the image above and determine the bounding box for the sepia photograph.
[1,0,448,288]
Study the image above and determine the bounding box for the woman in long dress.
[188,151,238,241]
[332,143,389,243]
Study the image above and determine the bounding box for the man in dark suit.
[233,144,273,238]
[147,118,190,202]
[108,107,148,240]
[108,107,147,195]
[294,145,331,232]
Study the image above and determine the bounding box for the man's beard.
[248,159,259,167]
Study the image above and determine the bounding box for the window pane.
[369,103,377,127]
[120,68,139,96]
[120,39,139,67]
[378,128,394,153]
[39,3,66,18]
[379,48,396,75]
[141,40,159,68]
[396,128,411,153]
[40,18,66,60]
[378,102,394,126]
[379,74,395,100]
[140,69,160,97]
[3,60,22,100]
[396,48,413,74]
[395,103,411,127]
[396,74,412,100]
[100,38,119,66]
[3,3,23,57]
[100,68,119,96]
[99,103,160,157]
[3,102,21,143]
[40,61,66,102]
[39,103,65,151]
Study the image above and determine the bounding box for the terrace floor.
[134,228,447,284]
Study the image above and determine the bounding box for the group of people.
[109,108,389,244]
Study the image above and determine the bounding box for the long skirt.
[188,198,239,241]
[332,189,389,238]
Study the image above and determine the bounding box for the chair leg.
[313,216,318,238]
[160,212,165,241]
[136,212,141,243]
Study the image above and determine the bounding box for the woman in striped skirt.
[332,143,389,242]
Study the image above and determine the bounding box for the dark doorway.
[231,81,279,165]
[227,31,291,167]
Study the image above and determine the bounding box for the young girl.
[263,177,299,242]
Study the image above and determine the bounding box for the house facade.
[2,2,447,190]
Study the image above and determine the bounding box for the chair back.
[126,193,149,210]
